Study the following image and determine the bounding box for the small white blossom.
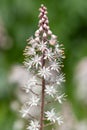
[27,37,35,44]
[45,109,57,123]
[50,61,60,72]
[25,47,36,56]
[38,41,47,52]
[56,116,63,125]
[23,83,31,93]
[31,55,41,69]
[38,67,51,79]
[23,76,37,93]
[27,120,40,130]
[54,44,64,59]
[56,93,66,104]
[45,109,63,125]
[56,74,65,85]
[45,85,57,97]
[20,105,29,118]
[54,44,60,54]
[49,35,57,45]
[44,49,54,61]
[24,60,33,69]
[28,76,37,86]
[27,95,40,107]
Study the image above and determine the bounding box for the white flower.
[27,37,35,44]
[24,60,33,69]
[54,44,64,59]
[44,49,54,61]
[20,105,29,118]
[23,76,37,93]
[26,47,36,56]
[29,76,37,86]
[45,109,63,125]
[38,41,47,52]
[56,93,66,104]
[45,109,57,123]
[49,35,57,45]
[38,67,51,79]
[56,116,63,125]
[56,74,65,85]
[45,85,57,97]
[27,95,40,107]
[50,61,60,72]
[54,44,60,54]
[23,83,31,93]
[31,55,41,69]
[27,120,40,130]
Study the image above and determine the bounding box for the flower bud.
[46,26,50,30]
[39,8,44,13]
[35,37,40,42]
[43,24,47,29]
[49,39,57,45]
[51,34,57,39]
[48,30,52,35]
[39,26,43,32]
[38,13,43,18]
[41,18,45,22]
[45,20,49,24]
[43,6,47,10]
[44,11,48,14]
[43,15,47,19]
[35,30,40,34]
[41,4,44,7]
[43,32,47,38]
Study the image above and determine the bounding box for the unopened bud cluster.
[35,4,57,45]
[20,4,66,130]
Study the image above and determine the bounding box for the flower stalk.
[40,50,46,130]
[20,4,66,130]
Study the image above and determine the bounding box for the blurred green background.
[0,0,87,130]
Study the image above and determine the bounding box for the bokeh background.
[0,0,87,130]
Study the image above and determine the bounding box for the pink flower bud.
[41,4,44,7]
[39,20,42,24]
[44,11,48,14]
[38,13,43,18]
[43,24,47,29]
[45,20,49,24]
[43,15,47,19]
[39,26,43,32]
[41,18,45,22]
[51,35,57,39]
[48,30,52,35]
[46,26,50,30]
[35,30,40,34]
[49,39,56,45]
[43,32,47,38]
[35,37,40,42]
